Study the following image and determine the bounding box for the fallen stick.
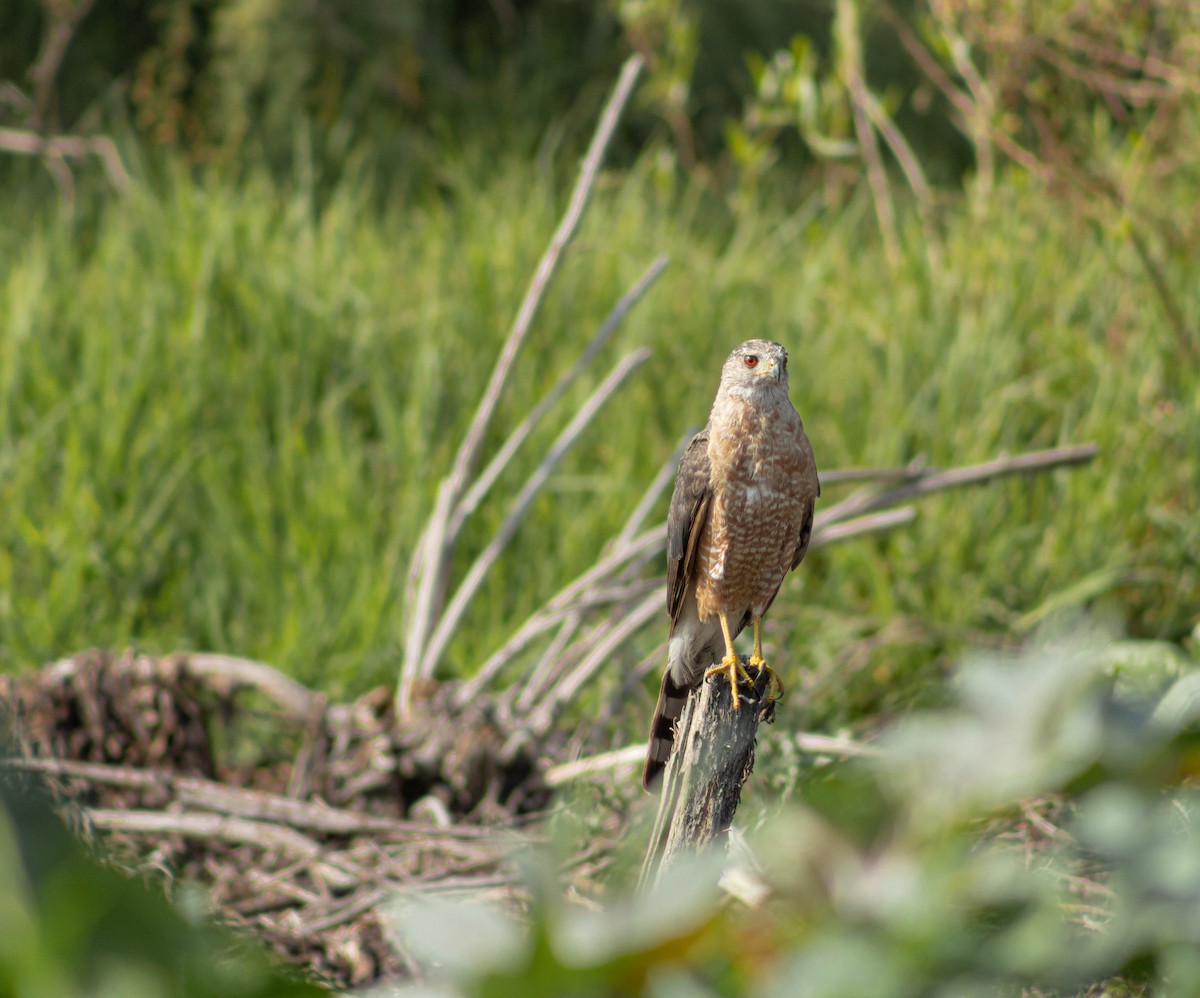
[417,349,651,679]
[82,808,363,890]
[2,756,504,842]
[544,728,877,787]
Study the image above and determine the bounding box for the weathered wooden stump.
[639,657,775,891]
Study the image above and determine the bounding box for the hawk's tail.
[642,668,693,791]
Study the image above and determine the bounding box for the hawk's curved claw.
[705,653,754,710]
[748,655,785,703]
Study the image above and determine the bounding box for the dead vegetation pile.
[1,649,554,989]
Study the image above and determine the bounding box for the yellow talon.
[748,654,785,702]
[705,652,754,710]
[748,616,784,702]
[704,612,786,709]
[706,611,756,709]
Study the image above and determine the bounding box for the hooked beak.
[757,358,783,381]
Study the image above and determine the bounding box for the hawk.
[642,339,820,790]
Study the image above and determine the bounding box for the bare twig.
[446,52,645,495]
[0,127,130,190]
[521,589,662,737]
[417,349,651,680]
[3,755,163,789]
[451,432,685,713]
[855,85,942,270]
[838,0,899,267]
[882,5,1032,196]
[510,615,585,715]
[448,254,670,538]
[0,0,127,206]
[301,888,389,934]
[83,809,363,890]
[40,651,323,720]
[401,54,645,706]
[579,646,665,751]
[453,527,665,708]
[390,872,522,895]
[821,460,928,483]
[184,653,323,718]
[611,431,692,553]
[791,730,878,757]
[816,443,1100,525]
[28,0,96,130]
[456,441,682,714]
[513,581,659,712]
[811,507,916,545]
[545,745,646,786]
[546,527,662,612]
[2,757,502,841]
[544,728,877,787]
[173,780,502,845]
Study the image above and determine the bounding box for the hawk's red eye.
[744,355,759,368]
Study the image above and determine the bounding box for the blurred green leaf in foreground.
[0,771,324,998]
[385,620,1200,998]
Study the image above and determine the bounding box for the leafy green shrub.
[387,623,1200,997]
[13,0,1192,197]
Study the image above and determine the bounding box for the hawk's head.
[719,339,789,396]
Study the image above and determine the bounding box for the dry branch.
[814,507,917,544]
[837,0,899,267]
[451,466,676,709]
[611,431,696,552]
[2,649,550,990]
[448,254,670,538]
[401,54,646,710]
[417,349,651,679]
[814,442,1099,529]
[544,727,877,787]
[4,756,495,839]
[0,0,132,204]
[521,589,662,739]
[0,127,130,190]
[85,808,348,870]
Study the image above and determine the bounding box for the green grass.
[0,144,1197,715]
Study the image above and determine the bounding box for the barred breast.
[693,397,807,620]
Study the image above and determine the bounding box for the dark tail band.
[642,669,694,791]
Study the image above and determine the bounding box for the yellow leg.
[704,612,754,710]
[747,616,785,702]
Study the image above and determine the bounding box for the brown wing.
[791,435,821,570]
[666,430,712,628]
[759,435,821,619]
[791,495,817,570]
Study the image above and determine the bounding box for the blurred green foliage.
[0,772,324,997]
[390,625,1200,997]
[0,0,935,185]
[8,0,1189,200]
